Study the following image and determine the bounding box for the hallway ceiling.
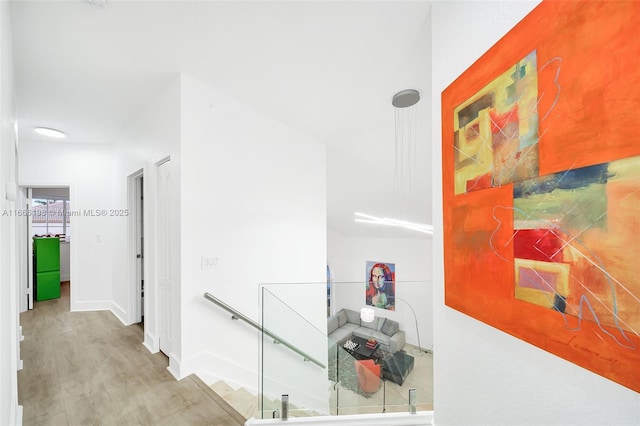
[10,0,432,239]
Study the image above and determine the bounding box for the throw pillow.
[327,315,339,334]
[337,310,348,327]
[377,317,386,331]
[381,319,399,336]
[345,309,361,324]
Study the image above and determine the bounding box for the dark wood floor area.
[18,282,245,426]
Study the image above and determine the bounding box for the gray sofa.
[327,308,405,353]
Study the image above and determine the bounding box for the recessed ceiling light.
[35,127,66,139]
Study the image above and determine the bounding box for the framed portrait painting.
[365,261,395,311]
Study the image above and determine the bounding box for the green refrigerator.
[34,237,61,301]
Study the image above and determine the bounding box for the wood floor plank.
[19,282,245,426]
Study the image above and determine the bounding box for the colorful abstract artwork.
[365,261,395,311]
[454,50,539,195]
[442,1,640,392]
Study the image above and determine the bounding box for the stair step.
[220,386,259,420]
[209,381,325,420]
[188,375,247,424]
[210,380,236,399]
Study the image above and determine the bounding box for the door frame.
[155,156,172,359]
[18,183,73,313]
[127,169,145,325]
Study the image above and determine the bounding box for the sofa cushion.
[377,317,386,331]
[344,309,361,325]
[329,322,359,346]
[327,315,339,334]
[381,319,399,336]
[360,317,381,330]
[337,310,348,327]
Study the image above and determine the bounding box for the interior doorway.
[22,186,71,312]
[129,171,144,327]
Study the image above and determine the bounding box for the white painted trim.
[69,300,112,312]
[245,411,433,425]
[16,187,28,313]
[167,352,182,380]
[67,185,76,312]
[178,351,258,395]
[110,301,128,326]
[19,181,76,311]
[143,332,158,354]
[58,241,70,283]
[127,169,144,326]
[155,155,171,167]
[10,401,22,426]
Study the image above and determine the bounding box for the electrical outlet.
[201,256,218,269]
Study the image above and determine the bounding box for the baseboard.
[70,299,112,312]
[167,352,183,380]
[110,301,128,325]
[179,351,259,395]
[10,399,22,426]
[16,405,22,426]
[143,332,158,353]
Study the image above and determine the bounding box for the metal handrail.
[203,292,326,369]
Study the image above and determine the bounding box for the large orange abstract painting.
[442,0,640,392]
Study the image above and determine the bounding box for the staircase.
[210,381,325,420]
[211,381,261,420]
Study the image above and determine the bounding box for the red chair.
[354,359,381,393]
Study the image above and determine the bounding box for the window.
[32,198,71,241]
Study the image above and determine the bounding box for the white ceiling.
[10,0,432,239]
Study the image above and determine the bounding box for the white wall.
[178,74,327,402]
[327,229,433,351]
[109,75,181,360]
[431,1,640,425]
[0,0,20,423]
[18,142,115,312]
[60,242,70,281]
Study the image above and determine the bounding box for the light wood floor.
[18,282,245,426]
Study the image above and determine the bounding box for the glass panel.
[330,280,434,414]
[260,280,433,418]
[261,284,330,419]
[330,339,385,415]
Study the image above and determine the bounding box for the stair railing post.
[281,394,289,421]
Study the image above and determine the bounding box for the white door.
[157,159,173,356]
[26,188,33,310]
[134,174,144,323]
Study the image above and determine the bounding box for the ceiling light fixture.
[354,212,433,235]
[353,89,428,236]
[392,89,420,195]
[35,127,66,139]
